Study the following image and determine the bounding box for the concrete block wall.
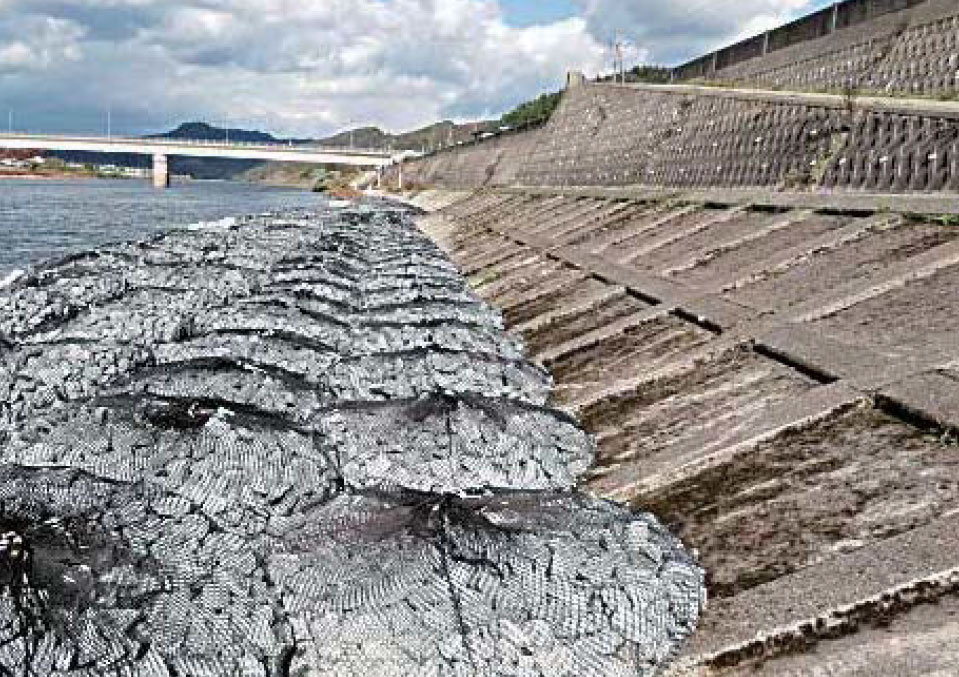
[821,110,959,191]
[389,82,959,193]
[392,127,544,190]
[517,85,839,189]
[682,0,959,98]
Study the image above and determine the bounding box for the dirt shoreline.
[0,171,100,181]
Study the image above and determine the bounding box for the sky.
[0,0,835,139]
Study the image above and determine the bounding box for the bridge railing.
[0,131,393,156]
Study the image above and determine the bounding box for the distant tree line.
[596,65,673,84]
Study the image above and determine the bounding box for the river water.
[0,178,326,274]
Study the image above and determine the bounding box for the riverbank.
[239,162,369,193]
[0,169,98,180]
[400,186,959,677]
[239,161,323,189]
[0,167,151,181]
[0,172,71,180]
[0,200,702,675]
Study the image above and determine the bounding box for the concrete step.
[671,513,959,673]
[604,381,861,500]
[589,205,701,254]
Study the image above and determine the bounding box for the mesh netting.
[0,204,704,675]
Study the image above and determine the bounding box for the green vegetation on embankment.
[240,163,330,189]
[500,92,563,128]
[499,65,675,129]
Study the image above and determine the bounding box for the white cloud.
[0,43,33,69]
[0,0,823,137]
[0,16,85,74]
[575,0,817,63]
[0,0,608,136]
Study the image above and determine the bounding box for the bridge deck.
[0,132,398,167]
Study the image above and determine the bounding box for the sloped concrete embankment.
[387,77,959,193]
[406,187,959,676]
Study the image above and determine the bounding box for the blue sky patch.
[498,0,579,27]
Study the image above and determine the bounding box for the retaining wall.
[387,81,959,193]
[396,126,544,189]
[676,0,959,98]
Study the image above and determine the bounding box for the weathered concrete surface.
[678,0,959,100]
[385,4,959,207]
[0,203,705,675]
[403,186,959,676]
[387,74,959,194]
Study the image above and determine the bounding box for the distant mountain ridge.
[317,120,497,151]
[149,119,497,152]
[149,122,281,144]
[148,122,319,146]
[48,118,498,181]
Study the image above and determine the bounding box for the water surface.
[0,178,325,273]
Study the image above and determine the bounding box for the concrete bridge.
[0,132,401,187]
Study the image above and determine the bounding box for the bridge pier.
[152,154,170,189]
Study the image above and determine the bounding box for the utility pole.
[617,34,624,84]
[7,110,12,133]
[107,107,112,139]
[613,32,627,83]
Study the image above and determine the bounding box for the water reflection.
[0,178,323,273]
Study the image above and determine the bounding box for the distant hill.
[319,120,496,152]
[48,118,498,181]
[149,122,280,144]
[148,122,317,146]
[51,122,285,179]
[500,92,562,129]
[151,119,497,153]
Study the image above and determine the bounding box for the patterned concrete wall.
[387,82,959,193]
[677,0,959,98]
[397,127,544,190]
